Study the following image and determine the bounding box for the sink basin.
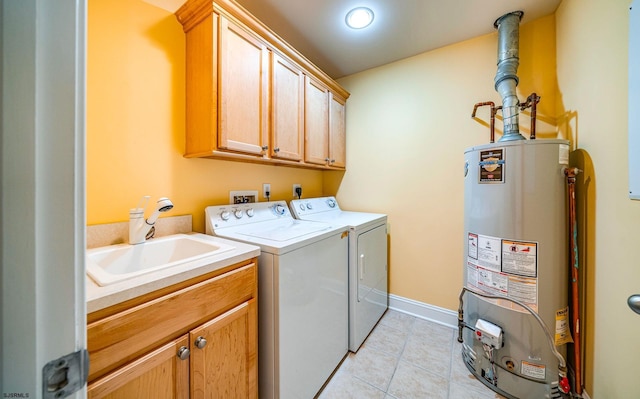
[87,234,235,286]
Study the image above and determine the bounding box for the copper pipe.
[564,167,582,396]
[471,101,497,143]
[520,93,540,139]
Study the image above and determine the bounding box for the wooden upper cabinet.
[329,93,346,168]
[182,11,218,157]
[176,0,349,169]
[304,75,330,166]
[271,54,304,161]
[218,16,269,156]
[304,77,346,169]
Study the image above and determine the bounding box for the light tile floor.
[318,310,506,399]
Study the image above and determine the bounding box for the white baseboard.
[388,293,458,329]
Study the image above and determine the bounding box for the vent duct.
[494,11,524,141]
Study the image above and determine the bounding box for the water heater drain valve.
[474,319,503,349]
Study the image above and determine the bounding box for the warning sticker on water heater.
[502,240,538,277]
[466,233,539,312]
[555,307,574,346]
[521,361,546,380]
[472,233,501,271]
[478,148,505,183]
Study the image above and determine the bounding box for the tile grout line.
[446,328,456,399]
[386,314,417,398]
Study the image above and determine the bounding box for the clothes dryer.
[290,196,388,352]
[205,201,348,399]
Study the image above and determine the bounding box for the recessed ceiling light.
[345,7,374,29]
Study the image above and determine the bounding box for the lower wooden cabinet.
[191,299,257,398]
[87,335,190,399]
[87,261,258,399]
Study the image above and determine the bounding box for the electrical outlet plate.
[293,184,301,197]
[229,190,258,204]
[263,183,271,199]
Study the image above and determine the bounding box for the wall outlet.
[263,183,271,199]
[293,184,302,198]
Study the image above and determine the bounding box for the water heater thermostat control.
[474,319,503,349]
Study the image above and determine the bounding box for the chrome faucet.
[129,196,174,244]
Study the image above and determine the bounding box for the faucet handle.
[134,195,151,213]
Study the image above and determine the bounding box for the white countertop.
[86,233,260,314]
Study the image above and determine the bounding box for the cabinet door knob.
[177,346,190,360]
[330,159,335,163]
[324,157,330,162]
[194,336,207,349]
[261,145,268,151]
[274,147,280,153]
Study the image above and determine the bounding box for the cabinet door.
[329,93,346,168]
[87,335,189,399]
[304,75,330,166]
[184,12,218,157]
[191,299,258,399]
[219,17,269,156]
[272,54,304,161]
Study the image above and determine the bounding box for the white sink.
[87,234,235,286]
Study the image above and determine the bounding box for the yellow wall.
[333,15,558,311]
[87,0,324,233]
[88,1,640,396]
[556,0,640,397]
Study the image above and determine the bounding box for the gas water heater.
[460,139,572,398]
[460,10,574,397]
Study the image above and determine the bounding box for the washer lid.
[237,219,332,241]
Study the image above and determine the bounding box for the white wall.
[556,0,640,397]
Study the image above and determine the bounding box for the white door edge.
[2,0,87,396]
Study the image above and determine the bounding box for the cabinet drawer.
[87,262,256,381]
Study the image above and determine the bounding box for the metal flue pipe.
[494,11,525,141]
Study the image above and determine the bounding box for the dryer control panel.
[290,196,341,218]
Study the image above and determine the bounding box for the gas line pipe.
[472,92,540,143]
[564,167,583,396]
[520,92,541,140]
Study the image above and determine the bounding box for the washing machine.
[205,201,348,399]
[289,196,388,352]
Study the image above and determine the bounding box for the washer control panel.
[206,200,292,230]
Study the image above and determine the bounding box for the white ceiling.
[151,0,562,79]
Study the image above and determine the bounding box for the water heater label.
[521,361,546,380]
[467,233,540,312]
[474,234,501,270]
[555,307,574,346]
[478,148,505,183]
[559,144,570,165]
[468,233,478,259]
[502,240,538,277]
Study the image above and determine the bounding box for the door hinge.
[42,349,89,399]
